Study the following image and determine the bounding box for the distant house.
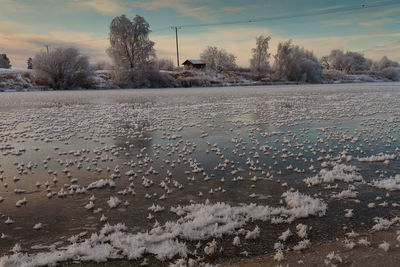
[182,59,206,69]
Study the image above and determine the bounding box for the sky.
[0,0,399,69]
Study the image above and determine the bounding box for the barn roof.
[182,59,206,65]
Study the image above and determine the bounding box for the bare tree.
[0,54,11,69]
[273,40,321,83]
[107,15,155,70]
[250,35,271,75]
[33,47,93,90]
[200,46,236,73]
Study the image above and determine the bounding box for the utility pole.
[45,45,50,54]
[171,26,181,70]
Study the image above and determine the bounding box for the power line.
[1,1,398,46]
[172,1,399,29]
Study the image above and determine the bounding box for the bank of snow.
[0,191,327,266]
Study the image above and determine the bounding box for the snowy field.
[0,83,400,266]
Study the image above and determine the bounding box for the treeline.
[1,15,399,89]
[198,38,399,83]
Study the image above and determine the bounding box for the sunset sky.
[1,0,399,69]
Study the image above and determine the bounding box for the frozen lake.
[1,83,400,266]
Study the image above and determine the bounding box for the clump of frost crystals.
[303,164,362,186]
[0,191,326,266]
[371,175,400,191]
[357,153,396,163]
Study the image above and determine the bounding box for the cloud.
[0,27,109,69]
[359,18,396,27]
[0,0,32,13]
[71,0,125,15]
[0,20,31,34]
[131,0,185,11]
[363,40,400,62]
[131,0,217,20]
[130,0,260,20]
[220,6,247,13]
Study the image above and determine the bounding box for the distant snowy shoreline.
[1,68,398,92]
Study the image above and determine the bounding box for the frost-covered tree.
[371,56,399,71]
[250,35,271,75]
[0,54,11,69]
[200,46,236,72]
[327,49,345,71]
[107,15,155,70]
[107,14,158,87]
[342,51,371,74]
[33,47,93,90]
[326,49,371,74]
[273,40,321,83]
[27,57,33,69]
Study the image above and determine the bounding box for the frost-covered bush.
[33,47,93,89]
[272,40,322,83]
[179,77,210,87]
[156,59,175,71]
[112,66,176,88]
[200,46,237,72]
[381,67,400,81]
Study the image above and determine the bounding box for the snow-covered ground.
[0,68,396,91]
[0,83,399,266]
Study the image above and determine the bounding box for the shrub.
[33,47,93,89]
[381,67,400,81]
[112,66,176,88]
[156,59,175,71]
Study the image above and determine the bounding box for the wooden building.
[182,59,206,69]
